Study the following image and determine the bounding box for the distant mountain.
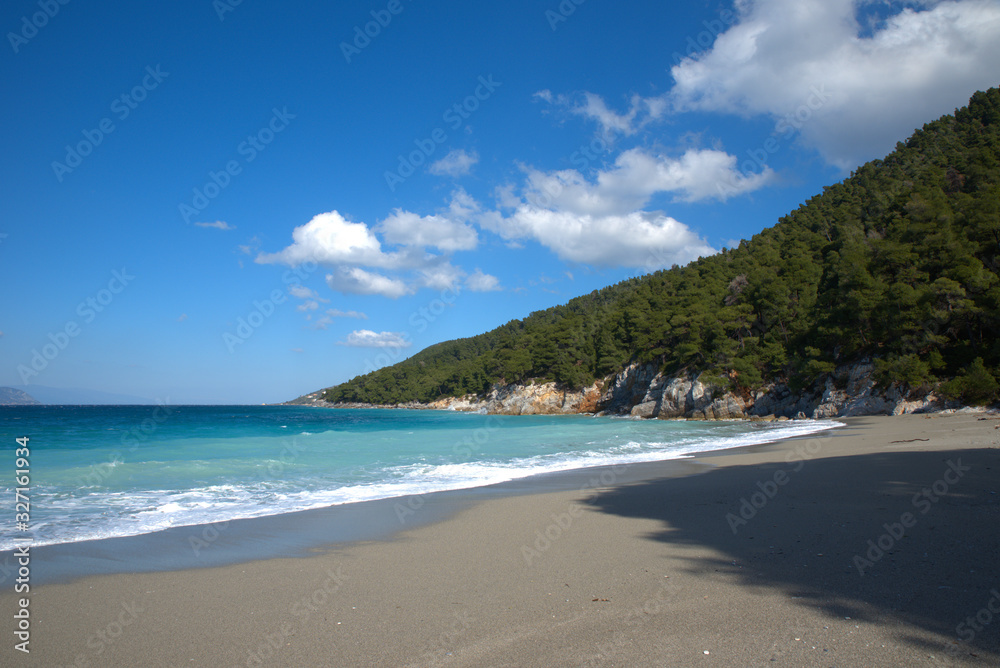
[316,87,1000,410]
[0,387,41,406]
[7,385,155,405]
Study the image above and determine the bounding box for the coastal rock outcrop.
[291,358,956,420]
[589,358,949,420]
[420,381,603,415]
[483,381,602,415]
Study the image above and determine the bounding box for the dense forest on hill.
[322,88,1000,407]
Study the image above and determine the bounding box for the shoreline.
[3,413,999,665]
[8,417,839,586]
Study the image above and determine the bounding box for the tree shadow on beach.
[586,444,1000,660]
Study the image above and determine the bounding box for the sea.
[0,405,840,553]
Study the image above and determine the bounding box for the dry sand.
[3,412,1000,667]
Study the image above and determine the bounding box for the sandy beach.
[4,412,1000,667]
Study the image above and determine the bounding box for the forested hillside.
[322,88,1000,407]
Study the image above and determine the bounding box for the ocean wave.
[0,418,840,551]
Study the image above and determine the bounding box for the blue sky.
[2,0,998,404]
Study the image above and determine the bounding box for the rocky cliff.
[292,358,958,419]
[593,359,947,419]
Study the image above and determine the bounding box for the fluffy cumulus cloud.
[326,267,412,299]
[258,203,482,298]
[669,0,1000,168]
[338,330,411,348]
[520,148,772,215]
[377,210,478,252]
[429,149,479,177]
[287,284,315,299]
[415,259,466,291]
[259,147,745,283]
[484,207,716,269]
[256,211,389,268]
[466,268,502,292]
[464,148,752,268]
[542,1,1000,170]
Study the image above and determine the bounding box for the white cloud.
[466,269,502,292]
[288,284,317,299]
[520,148,772,215]
[309,308,368,330]
[429,149,479,177]
[195,220,235,230]
[237,235,261,256]
[259,197,488,298]
[485,207,716,269]
[177,314,188,322]
[377,210,478,252]
[416,259,465,291]
[570,92,670,139]
[338,330,412,348]
[291,348,304,353]
[326,267,412,299]
[537,1,1000,170]
[256,211,390,268]
[536,89,666,139]
[326,309,368,319]
[288,284,329,311]
[533,89,554,103]
[464,147,755,268]
[667,0,1000,168]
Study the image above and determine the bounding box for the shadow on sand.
[587,445,1000,660]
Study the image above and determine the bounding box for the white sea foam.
[0,417,840,551]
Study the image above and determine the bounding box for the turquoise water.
[0,405,839,551]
